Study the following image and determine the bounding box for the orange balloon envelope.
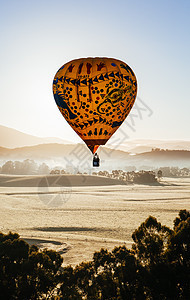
[53,57,137,153]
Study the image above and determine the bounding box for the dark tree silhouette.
[0,210,190,299]
[157,169,163,179]
[0,232,63,299]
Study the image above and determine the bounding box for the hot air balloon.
[53,57,137,166]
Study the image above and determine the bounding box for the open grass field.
[0,175,189,266]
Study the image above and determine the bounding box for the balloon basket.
[93,153,100,167]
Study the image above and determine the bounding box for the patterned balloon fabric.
[53,57,137,153]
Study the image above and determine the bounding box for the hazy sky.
[1,0,189,143]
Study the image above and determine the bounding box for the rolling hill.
[0,125,72,148]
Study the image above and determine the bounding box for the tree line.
[0,160,50,175]
[0,210,189,299]
[92,170,158,184]
[1,160,190,180]
[154,167,190,177]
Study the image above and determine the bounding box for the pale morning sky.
[0,0,189,143]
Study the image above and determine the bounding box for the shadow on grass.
[32,227,99,232]
[24,238,62,245]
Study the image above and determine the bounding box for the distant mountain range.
[108,139,190,153]
[0,125,72,148]
[1,124,190,154]
[0,144,190,170]
[0,125,190,169]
